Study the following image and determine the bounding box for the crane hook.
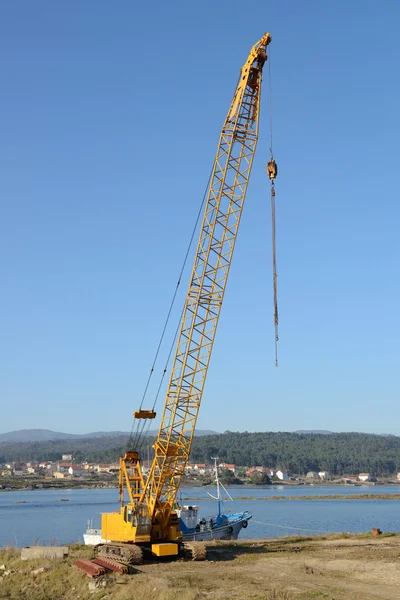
[267,159,278,180]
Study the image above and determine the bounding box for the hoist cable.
[136,73,241,447]
[271,181,279,367]
[137,169,213,413]
[129,74,244,452]
[152,303,185,411]
[148,74,244,417]
[127,169,214,451]
[267,47,279,367]
[268,46,273,158]
[135,302,185,452]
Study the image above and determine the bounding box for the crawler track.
[181,542,207,561]
[96,543,143,565]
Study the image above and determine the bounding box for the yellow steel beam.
[135,33,272,533]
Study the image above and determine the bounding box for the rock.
[32,567,48,576]
[21,546,68,560]
[0,566,5,571]
[88,579,109,593]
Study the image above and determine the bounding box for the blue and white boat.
[176,459,252,541]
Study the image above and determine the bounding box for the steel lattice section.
[135,34,271,529]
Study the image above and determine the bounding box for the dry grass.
[1,534,400,600]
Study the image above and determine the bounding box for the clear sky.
[1,1,399,436]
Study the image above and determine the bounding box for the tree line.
[1,431,400,476]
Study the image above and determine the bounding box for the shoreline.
[182,493,400,501]
[2,480,400,500]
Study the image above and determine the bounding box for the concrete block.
[21,546,69,560]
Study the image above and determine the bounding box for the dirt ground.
[136,534,400,600]
[1,534,400,600]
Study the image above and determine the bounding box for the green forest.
[2,431,400,476]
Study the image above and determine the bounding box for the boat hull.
[182,516,249,541]
[83,515,250,545]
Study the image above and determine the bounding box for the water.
[1,485,400,548]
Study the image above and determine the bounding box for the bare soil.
[1,533,400,599]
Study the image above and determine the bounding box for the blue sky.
[1,1,399,435]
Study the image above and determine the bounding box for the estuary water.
[1,485,400,548]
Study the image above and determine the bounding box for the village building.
[318,471,329,480]
[57,462,72,473]
[306,471,319,479]
[246,466,274,477]
[93,464,119,474]
[192,464,210,475]
[13,463,26,476]
[276,470,289,481]
[245,467,256,477]
[219,463,236,474]
[68,466,87,477]
[343,475,358,483]
[358,473,371,482]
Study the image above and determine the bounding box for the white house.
[68,466,86,477]
[193,464,212,475]
[62,453,73,461]
[358,473,371,482]
[318,471,329,480]
[397,472,400,481]
[57,462,72,473]
[276,470,289,481]
[306,471,318,479]
[93,464,112,473]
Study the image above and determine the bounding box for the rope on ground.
[251,519,328,534]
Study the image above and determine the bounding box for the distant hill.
[1,431,400,476]
[294,430,333,435]
[0,428,218,443]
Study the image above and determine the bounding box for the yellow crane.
[99,31,276,564]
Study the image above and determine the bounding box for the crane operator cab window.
[124,505,151,535]
[124,506,137,526]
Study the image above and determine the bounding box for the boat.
[83,459,251,545]
[176,459,251,541]
[83,520,108,545]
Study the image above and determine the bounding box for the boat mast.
[211,457,221,516]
